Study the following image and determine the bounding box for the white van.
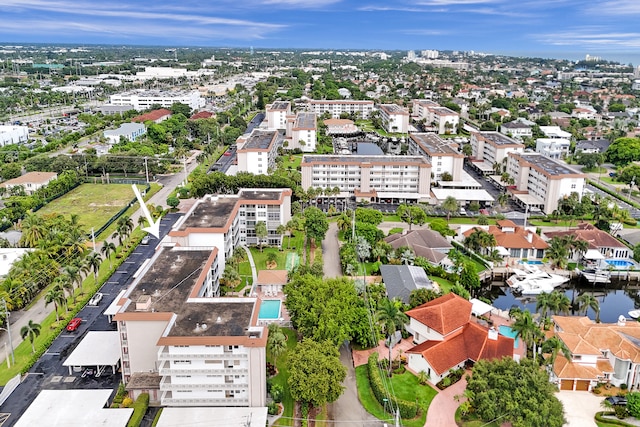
[459,207,467,216]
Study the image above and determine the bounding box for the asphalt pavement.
[0,214,181,427]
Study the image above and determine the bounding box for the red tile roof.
[544,222,626,250]
[405,293,471,336]
[407,323,514,375]
[190,111,214,120]
[463,225,548,250]
[132,109,172,123]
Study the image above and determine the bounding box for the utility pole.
[144,157,149,184]
[1,299,15,365]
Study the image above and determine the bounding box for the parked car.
[141,235,151,245]
[67,317,82,332]
[88,292,103,306]
[605,396,627,406]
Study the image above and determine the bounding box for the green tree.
[101,241,117,269]
[267,323,287,365]
[355,207,384,225]
[288,339,346,411]
[606,137,640,166]
[376,298,409,371]
[303,206,329,245]
[576,293,600,322]
[44,285,65,322]
[627,392,640,418]
[467,358,565,427]
[459,262,481,294]
[21,320,42,354]
[255,221,268,251]
[540,336,571,367]
[166,195,180,209]
[397,204,427,231]
[441,196,459,222]
[428,218,455,237]
[511,309,543,357]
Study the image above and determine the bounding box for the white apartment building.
[407,133,464,181]
[287,112,317,152]
[411,100,460,135]
[113,245,267,407]
[536,138,571,159]
[0,125,29,146]
[470,131,525,175]
[539,126,572,140]
[500,121,533,140]
[301,155,431,203]
[265,101,291,130]
[506,152,585,214]
[167,189,292,272]
[378,104,410,134]
[308,100,374,119]
[103,123,146,144]
[109,90,204,111]
[236,130,282,175]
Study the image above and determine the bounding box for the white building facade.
[407,133,464,181]
[109,90,204,111]
[236,130,282,175]
[308,100,374,119]
[378,104,410,134]
[103,123,146,144]
[0,126,29,146]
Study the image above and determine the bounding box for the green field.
[36,183,145,232]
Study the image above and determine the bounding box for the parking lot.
[0,213,181,427]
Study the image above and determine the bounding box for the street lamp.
[1,299,15,366]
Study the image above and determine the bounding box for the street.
[0,214,181,427]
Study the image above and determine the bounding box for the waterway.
[486,279,640,324]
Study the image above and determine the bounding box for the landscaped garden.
[268,327,298,427]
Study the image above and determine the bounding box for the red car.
[67,318,82,332]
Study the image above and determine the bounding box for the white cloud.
[534,28,640,48]
[414,0,501,5]
[260,0,341,5]
[402,29,451,36]
[586,0,640,15]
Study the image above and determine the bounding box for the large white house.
[506,152,585,214]
[236,130,282,175]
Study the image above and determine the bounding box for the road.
[0,214,181,427]
[322,223,342,278]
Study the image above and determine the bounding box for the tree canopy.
[606,137,640,166]
[467,358,565,427]
[303,206,329,244]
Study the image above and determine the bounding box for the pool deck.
[256,289,291,326]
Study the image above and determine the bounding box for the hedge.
[367,353,419,419]
[595,411,636,426]
[127,393,150,427]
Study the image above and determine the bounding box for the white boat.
[507,266,570,295]
[629,310,640,319]
[576,268,611,284]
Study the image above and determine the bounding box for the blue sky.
[1,0,639,62]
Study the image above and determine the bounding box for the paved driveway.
[425,375,467,427]
[556,391,601,427]
[322,222,342,278]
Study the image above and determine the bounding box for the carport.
[104,289,127,322]
[63,331,121,376]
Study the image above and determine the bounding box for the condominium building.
[236,130,282,175]
[301,155,431,203]
[265,101,291,130]
[308,100,374,119]
[167,189,292,272]
[535,126,572,159]
[287,112,317,152]
[506,152,586,214]
[109,90,205,111]
[407,133,464,181]
[469,131,525,175]
[411,100,460,135]
[113,245,267,407]
[378,104,410,134]
[0,125,29,146]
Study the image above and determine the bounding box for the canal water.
[486,280,640,324]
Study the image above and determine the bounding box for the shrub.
[268,401,279,415]
[271,383,284,403]
[614,405,628,419]
[122,397,133,408]
[627,392,640,418]
[621,383,628,390]
[367,353,419,419]
[127,393,150,427]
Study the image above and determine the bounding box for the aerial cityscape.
[0,4,640,427]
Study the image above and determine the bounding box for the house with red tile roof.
[131,109,172,124]
[460,220,548,261]
[544,222,631,261]
[189,111,214,120]
[405,293,514,383]
[550,315,640,391]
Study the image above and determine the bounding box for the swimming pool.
[259,299,281,320]
[605,259,635,269]
[498,325,519,348]
[519,260,543,265]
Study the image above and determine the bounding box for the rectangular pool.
[605,259,635,269]
[498,325,519,348]
[259,299,281,320]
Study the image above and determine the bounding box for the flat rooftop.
[431,106,458,115]
[125,247,257,338]
[294,112,316,129]
[515,153,583,176]
[478,131,522,146]
[410,133,460,155]
[303,155,430,165]
[379,104,408,115]
[241,130,278,150]
[157,407,267,427]
[239,189,283,201]
[178,196,238,230]
[269,101,290,111]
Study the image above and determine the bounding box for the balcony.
[158,361,248,376]
[158,349,248,360]
[159,377,248,391]
[161,391,249,406]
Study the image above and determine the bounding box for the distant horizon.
[1,0,639,67]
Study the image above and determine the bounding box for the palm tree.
[19,212,45,248]
[267,324,287,365]
[376,298,409,374]
[63,265,82,302]
[336,212,351,233]
[101,242,117,269]
[21,320,41,354]
[400,248,415,265]
[441,196,459,222]
[44,285,65,322]
[84,252,102,282]
[547,236,570,269]
[577,293,601,322]
[511,309,543,357]
[536,292,554,320]
[541,336,572,367]
[276,224,286,248]
[550,290,571,315]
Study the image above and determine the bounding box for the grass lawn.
[271,328,299,427]
[281,154,303,171]
[237,232,306,286]
[382,214,402,222]
[430,276,455,293]
[97,183,162,241]
[355,365,437,427]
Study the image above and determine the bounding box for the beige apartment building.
[411,100,460,134]
[470,131,525,175]
[408,133,464,181]
[378,104,410,134]
[308,99,374,119]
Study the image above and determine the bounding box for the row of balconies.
[161,392,249,406]
[160,377,248,391]
[158,350,248,361]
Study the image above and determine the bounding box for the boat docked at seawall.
[506,265,570,295]
[629,310,640,319]
[575,268,611,284]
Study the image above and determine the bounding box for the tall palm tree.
[336,212,352,233]
[536,292,554,320]
[19,212,45,248]
[576,293,601,322]
[541,336,572,367]
[44,285,65,322]
[21,320,41,354]
[376,298,409,374]
[101,242,117,269]
[441,196,459,222]
[267,325,287,365]
[511,309,543,357]
[84,252,102,282]
[550,290,571,315]
[63,265,82,302]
